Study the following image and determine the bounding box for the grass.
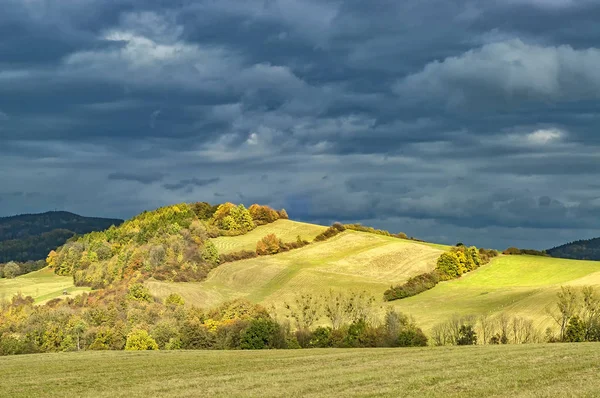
[0,268,87,304]
[211,219,328,254]
[148,230,446,315]
[394,255,600,331]
[3,344,600,397]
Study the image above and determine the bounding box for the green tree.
[564,316,586,342]
[436,252,461,280]
[240,318,281,349]
[3,261,20,279]
[127,283,153,302]
[201,241,220,265]
[125,329,159,351]
[456,325,477,345]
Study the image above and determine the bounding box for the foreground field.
[0,268,86,303]
[2,344,600,397]
[149,230,446,311]
[395,254,600,331]
[211,219,328,254]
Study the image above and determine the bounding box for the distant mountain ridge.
[0,211,123,263]
[547,237,600,261]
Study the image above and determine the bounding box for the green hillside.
[0,267,88,304]
[148,230,447,312]
[2,345,600,397]
[389,254,600,334]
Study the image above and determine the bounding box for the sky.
[2,0,600,250]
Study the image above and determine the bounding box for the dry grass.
[3,344,600,397]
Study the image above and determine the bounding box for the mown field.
[148,230,446,312]
[2,344,600,397]
[0,268,87,304]
[211,219,328,254]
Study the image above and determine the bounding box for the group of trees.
[431,314,543,346]
[503,247,549,257]
[0,286,426,356]
[281,290,427,348]
[547,237,600,261]
[46,202,290,289]
[0,260,46,279]
[256,234,309,256]
[546,286,600,342]
[384,246,498,301]
[343,224,408,240]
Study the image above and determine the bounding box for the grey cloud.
[163,177,221,191]
[107,172,165,184]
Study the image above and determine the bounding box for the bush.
[456,325,477,345]
[384,271,440,301]
[309,326,333,348]
[240,318,282,349]
[125,329,159,351]
[219,250,257,263]
[314,223,346,242]
[256,234,284,255]
[397,327,428,347]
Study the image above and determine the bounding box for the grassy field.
[149,230,446,313]
[211,219,328,254]
[394,255,600,331]
[2,344,600,397]
[0,268,86,304]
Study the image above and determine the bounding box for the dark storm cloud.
[107,172,164,184]
[3,0,600,248]
[163,177,220,191]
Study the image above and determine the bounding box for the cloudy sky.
[2,0,600,249]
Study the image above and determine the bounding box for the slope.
[211,219,327,254]
[148,230,447,311]
[393,254,600,331]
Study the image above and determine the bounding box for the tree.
[240,318,282,349]
[127,283,153,302]
[436,252,461,280]
[564,316,586,342]
[456,325,477,345]
[3,262,20,279]
[285,293,322,332]
[256,234,282,255]
[547,286,580,341]
[278,209,289,219]
[201,241,220,265]
[125,329,159,350]
[164,293,185,307]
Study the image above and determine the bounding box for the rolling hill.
[4,202,600,344]
[0,211,123,263]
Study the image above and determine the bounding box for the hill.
[547,237,600,260]
[2,345,600,397]
[148,229,445,311]
[0,211,123,263]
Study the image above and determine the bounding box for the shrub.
[240,318,282,349]
[314,223,346,242]
[564,316,586,342]
[164,293,185,307]
[384,271,440,301]
[456,325,477,345]
[256,234,284,255]
[436,252,462,280]
[219,250,258,263]
[3,262,20,279]
[127,283,153,302]
[125,329,159,351]
[397,327,428,347]
[309,326,333,348]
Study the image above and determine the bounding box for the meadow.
[2,344,600,397]
[148,229,446,314]
[0,267,86,304]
